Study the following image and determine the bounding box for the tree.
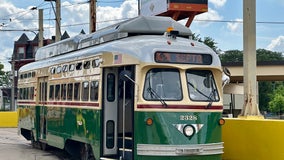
[220,49,284,112]
[0,63,5,75]
[219,50,243,63]
[268,85,284,114]
[256,49,284,61]
[192,33,219,53]
[0,63,11,87]
[0,72,11,87]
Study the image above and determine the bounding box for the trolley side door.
[37,76,48,140]
[103,68,118,155]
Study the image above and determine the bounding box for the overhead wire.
[1,0,284,34]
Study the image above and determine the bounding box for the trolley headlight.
[183,125,195,137]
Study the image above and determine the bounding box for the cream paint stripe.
[135,108,222,112]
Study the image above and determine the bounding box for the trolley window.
[186,70,219,101]
[67,83,73,101]
[50,67,56,74]
[74,82,81,101]
[61,84,67,100]
[29,87,34,100]
[49,85,54,100]
[92,59,101,68]
[81,81,89,101]
[143,68,182,101]
[69,64,75,71]
[83,61,90,69]
[76,62,82,70]
[55,84,61,100]
[56,66,62,74]
[90,81,99,101]
[62,65,68,72]
[107,74,115,102]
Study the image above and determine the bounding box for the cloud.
[193,8,223,26]
[227,18,243,32]
[0,0,138,71]
[266,36,284,53]
[209,0,227,8]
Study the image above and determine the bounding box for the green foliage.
[258,81,274,111]
[256,49,284,61]
[192,33,219,53]
[220,49,284,63]
[220,48,284,112]
[0,62,11,87]
[219,50,243,63]
[0,63,5,75]
[0,71,11,87]
[268,85,284,113]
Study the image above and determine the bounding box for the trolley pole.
[11,55,15,111]
[38,9,44,47]
[89,0,96,33]
[55,0,61,41]
[239,0,263,118]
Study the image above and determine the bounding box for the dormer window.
[17,47,25,59]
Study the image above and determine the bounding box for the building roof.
[15,33,29,44]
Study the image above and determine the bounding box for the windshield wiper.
[187,81,216,109]
[206,89,217,109]
[187,81,211,100]
[147,87,168,107]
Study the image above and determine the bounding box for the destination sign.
[155,52,212,65]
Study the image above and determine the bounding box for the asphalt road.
[0,128,71,160]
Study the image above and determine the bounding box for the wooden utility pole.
[240,0,263,118]
[38,9,44,47]
[90,0,96,33]
[55,0,61,41]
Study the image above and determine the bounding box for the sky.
[0,0,284,71]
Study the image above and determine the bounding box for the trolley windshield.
[186,70,219,101]
[143,68,182,101]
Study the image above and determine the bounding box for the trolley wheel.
[41,142,49,151]
[30,131,41,149]
[80,143,95,160]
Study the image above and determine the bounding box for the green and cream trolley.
[18,16,228,160]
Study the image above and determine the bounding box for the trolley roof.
[35,16,192,61]
[20,16,221,72]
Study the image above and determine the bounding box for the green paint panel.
[18,105,102,158]
[134,111,223,159]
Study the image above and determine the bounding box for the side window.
[76,62,82,70]
[90,81,99,101]
[19,88,23,99]
[67,83,73,101]
[81,81,89,101]
[69,64,75,71]
[25,88,29,100]
[30,87,34,100]
[62,65,68,72]
[56,66,62,74]
[84,61,90,69]
[61,84,67,100]
[55,84,61,100]
[74,82,80,101]
[107,74,115,102]
[49,85,54,100]
[92,59,101,68]
[50,67,56,74]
